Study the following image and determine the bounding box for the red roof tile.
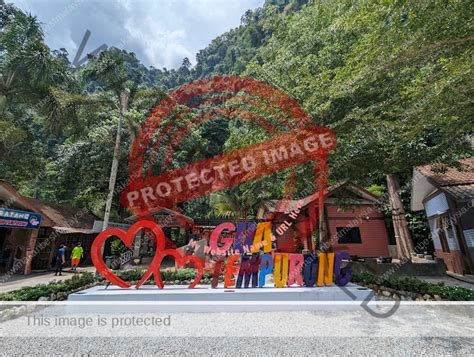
[416,157,474,199]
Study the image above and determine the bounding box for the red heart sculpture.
[91,220,165,288]
[153,249,204,289]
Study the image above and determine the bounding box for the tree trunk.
[386,173,415,260]
[103,89,130,231]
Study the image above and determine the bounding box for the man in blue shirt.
[54,244,66,276]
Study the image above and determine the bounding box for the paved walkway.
[447,273,474,284]
[0,266,96,294]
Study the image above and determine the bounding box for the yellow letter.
[274,253,289,288]
[251,222,273,253]
[317,252,334,286]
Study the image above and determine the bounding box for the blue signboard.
[0,208,42,229]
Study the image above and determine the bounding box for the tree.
[210,187,261,220]
[0,3,90,193]
[244,0,473,258]
[82,50,166,227]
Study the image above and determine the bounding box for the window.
[337,227,362,244]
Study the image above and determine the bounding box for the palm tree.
[209,186,262,220]
[0,8,100,137]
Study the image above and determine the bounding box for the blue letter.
[303,254,318,287]
[259,253,273,287]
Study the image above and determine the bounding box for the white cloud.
[10,0,265,69]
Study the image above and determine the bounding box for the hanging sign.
[0,208,42,229]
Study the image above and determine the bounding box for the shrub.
[116,268,212,283]
[0,268,213,301]
[0,272,96,301]
[352,273,474,301]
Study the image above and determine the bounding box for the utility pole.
[102,89,130,231]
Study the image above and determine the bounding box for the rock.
[415,297,423,301]
[382,290,391,297]
[434,295,442,301]
[392,294,399,300]
[423,294,431,300]
[14,306,27,316]
[0,310,13,321]
[50,293,56,301]
[38,296,49,301]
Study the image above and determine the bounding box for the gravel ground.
[0,304,473,355]
[1,336,473,355]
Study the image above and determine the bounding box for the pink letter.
[210,222,235,253]
[287,254,304,286]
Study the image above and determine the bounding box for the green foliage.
[192,0,310,79]
[352,272,474,301]
[0,272,96,301]
[170,231,188,247]
[111,239,127,257]
[162,268,212,282]
[0,269,215,301]
[115,268,212,284]
[366,185,384,197]
[247,0,473,184]
[1,0,472,230]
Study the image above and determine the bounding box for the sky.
[10,0,265,69]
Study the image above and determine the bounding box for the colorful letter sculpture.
[91,220,351,289]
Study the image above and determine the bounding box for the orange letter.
[224,255,240,288]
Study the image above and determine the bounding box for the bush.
[116,268,212,283]
[0,272,96,301]
[352,272,474,301]
[0,268,213,301]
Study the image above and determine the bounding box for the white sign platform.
[67,283,374,313]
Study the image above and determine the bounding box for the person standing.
[54,244,66,276]
[70,242,84,271]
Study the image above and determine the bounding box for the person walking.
[54,244,66,276]
[70,242,84,271]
